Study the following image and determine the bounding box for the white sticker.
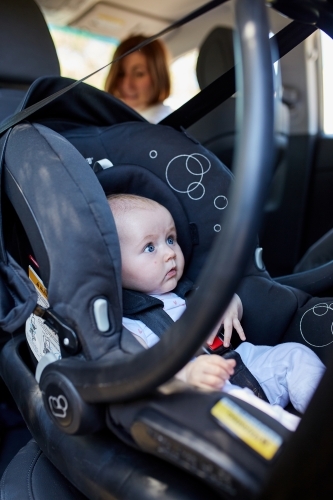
[26,266,61,362]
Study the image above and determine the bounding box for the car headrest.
[196,27,235,90]
[0,0,60,86]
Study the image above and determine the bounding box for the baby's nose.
[165,246,176,259]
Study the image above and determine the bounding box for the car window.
[320,30,333,135]
[166,49,200,110]
[49,24,117,90]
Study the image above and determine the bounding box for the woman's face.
[116,51,154,111]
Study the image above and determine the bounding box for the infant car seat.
[1,1,333,499]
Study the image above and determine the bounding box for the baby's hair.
[107,193,160,219]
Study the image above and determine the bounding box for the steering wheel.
[39,0,275,431]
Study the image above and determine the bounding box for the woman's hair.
[105,35,171,105]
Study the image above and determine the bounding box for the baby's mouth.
[166,267,177,279]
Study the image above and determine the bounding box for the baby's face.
[117,204,185,295]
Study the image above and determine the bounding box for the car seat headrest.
[196,27,235,90]
[97,165,194,265]
[0,0,60,86]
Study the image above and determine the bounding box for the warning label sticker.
[211,398,282,460]
[26,266,61,362]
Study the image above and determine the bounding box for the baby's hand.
[207,293,245,348]
[176,354,236,390]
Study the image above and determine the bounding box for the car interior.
[1,0,333,499]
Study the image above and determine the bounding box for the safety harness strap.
[123,280,269,401]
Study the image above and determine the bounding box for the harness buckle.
[205,334,233,356]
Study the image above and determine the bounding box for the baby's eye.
[144,243,155,253]
[167,236,175,245]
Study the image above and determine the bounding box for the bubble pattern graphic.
[162,152,229,231]
[214,195,228,210]
[300,302,333,347]
[165,153,211,200]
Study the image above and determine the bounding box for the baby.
[108,193,325,425]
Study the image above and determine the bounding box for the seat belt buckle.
[208,335,224,350]
[205,333,233,356]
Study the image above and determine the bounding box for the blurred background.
[49,24,200,111]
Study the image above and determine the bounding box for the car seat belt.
[123,289,175,340]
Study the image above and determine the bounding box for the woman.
[105,35,173,123]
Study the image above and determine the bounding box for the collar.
[122,277,194,316]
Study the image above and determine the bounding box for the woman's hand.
[207,293,245,348]
[176,354,236,390]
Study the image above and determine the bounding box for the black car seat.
[0,0,60,123]
[1,77,333,498]
[0,104,284,500]
[0,67,332,497]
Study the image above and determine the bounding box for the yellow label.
[29,266,48,300]
[211,398,282,460]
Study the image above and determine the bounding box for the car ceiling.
[35,0,239,58]
[36,0,210,37]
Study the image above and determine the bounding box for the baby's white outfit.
[123,291,325,430]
